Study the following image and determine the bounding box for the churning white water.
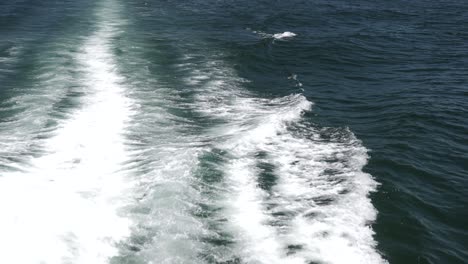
[0,2,135,263]
[0,1,386,263]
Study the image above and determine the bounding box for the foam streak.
[0,2,133,263]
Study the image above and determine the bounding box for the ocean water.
[0,0,466,263]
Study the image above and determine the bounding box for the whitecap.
[273,31,297,39]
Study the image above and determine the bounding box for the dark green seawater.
[0,0,466,263]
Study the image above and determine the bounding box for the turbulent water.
[0,0,467,264]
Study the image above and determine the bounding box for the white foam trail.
[0,3,134,263]
[212,95,311,264]
[273,31,297,39]
[105,40,213,264]
[219,95,311,264]
[224,159,288,264]
[186,59,386,263]
[263,127,385,264]
[118,142,208,263]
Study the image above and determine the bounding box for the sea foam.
[187,58,387,264]
[273,31,297,39]
[0,3,134,264]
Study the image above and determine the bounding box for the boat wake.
[176,58,387,264]
[0,2,134,263]
[0,1,386,263]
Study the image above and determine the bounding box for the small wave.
[250,29,297,40]
[0,45,21,64]
[273,31,297,39]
